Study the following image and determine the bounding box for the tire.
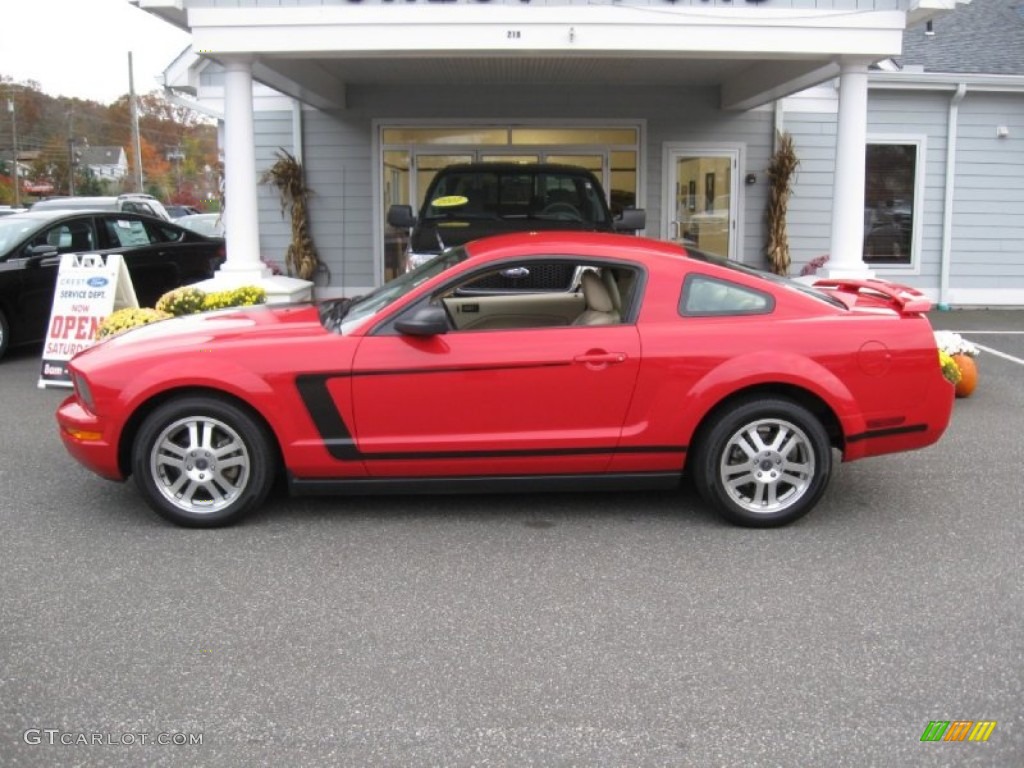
[132,396,276,527]
[692,397,832,528]
[0,308,9,361]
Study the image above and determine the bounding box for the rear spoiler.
[812,278,932,314]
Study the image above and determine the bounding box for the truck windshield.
[423,169,609,226]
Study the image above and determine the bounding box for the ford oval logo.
[87,277,108,288]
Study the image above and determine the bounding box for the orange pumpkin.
[952,354,978,398]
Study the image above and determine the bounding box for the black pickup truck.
[387,162,645,272]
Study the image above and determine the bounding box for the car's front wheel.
[693,398,832,527]
[132,396,276,527]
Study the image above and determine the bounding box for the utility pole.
[129,52,144,193]
[7,98,19,206]
[68,108,75,196]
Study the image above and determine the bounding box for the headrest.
[581,271,614,313]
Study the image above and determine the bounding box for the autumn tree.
[2,75,218,204]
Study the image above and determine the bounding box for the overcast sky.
[1,0,191,104]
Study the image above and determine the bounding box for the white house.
[80,146,129,182]
[134,0,991,302]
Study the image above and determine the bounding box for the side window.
[104,218,155,247]
[458,262,578,295]
[680,274,773,316]
[433,261,637,332]
[150,222,184,243]
[45,226,71,250]
[32,222,95,253]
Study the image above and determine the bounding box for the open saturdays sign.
[38,253,138,389]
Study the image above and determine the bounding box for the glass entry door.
[664,147,738,259]
[380,124,642,283]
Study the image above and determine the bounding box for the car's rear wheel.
[132,396,276,527]
[693,398,832,527]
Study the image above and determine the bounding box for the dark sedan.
[0,210,225,360]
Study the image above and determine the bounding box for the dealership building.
[137,0,1024,306]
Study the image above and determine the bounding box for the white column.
[822,61,873,279]
[197,59,311,302]
[219,57,270,282]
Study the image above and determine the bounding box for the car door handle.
[573,352,627,365]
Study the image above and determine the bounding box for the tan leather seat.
[601,268,622,314]
[573,271,620,326]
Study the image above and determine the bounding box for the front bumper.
[56,396,125,481]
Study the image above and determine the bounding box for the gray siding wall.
[950,93,1024,289]
[785,88,1024,298]
[781,109,837,269]
[254,85,773,291]
[253,111,296,278]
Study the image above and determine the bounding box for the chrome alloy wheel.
[718,417,815,515]
[149,415,252,514]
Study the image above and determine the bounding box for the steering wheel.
[540,202,583,221]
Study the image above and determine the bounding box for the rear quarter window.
[150,222,186,243]
[680,274,774,317]
[104,218,154,247]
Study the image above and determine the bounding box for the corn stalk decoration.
[765,131,799,276]
[260,149,319,280]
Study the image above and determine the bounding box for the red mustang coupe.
[57,232,954,528]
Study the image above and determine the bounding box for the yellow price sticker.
[431,195,469,208]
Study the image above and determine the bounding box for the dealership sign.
[38,254,138,389]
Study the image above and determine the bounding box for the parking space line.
[973,344,1024,367]
[945,331,1024,367]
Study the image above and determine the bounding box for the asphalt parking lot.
[1,309,1021,767]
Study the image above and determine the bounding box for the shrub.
[155,286,206,316]
[97,286,267,340]
[938,349,961,386]
[96,308,173,340]
[201,286,267,311]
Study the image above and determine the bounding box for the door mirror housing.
[387,204,416,229]
[26,244,59,265]
[613,207,646,232]
[395,305,449,337]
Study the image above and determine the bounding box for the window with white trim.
[863,138,924,269]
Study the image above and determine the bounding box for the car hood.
[76,303,327,362]
[411,217,605,253]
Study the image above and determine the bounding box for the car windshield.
[323,246,470,333]
[423,169,609,225]
[0,216,47,256]
[685,247,848,310]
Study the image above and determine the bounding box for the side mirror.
[387,204,416,229]
[613,207,646,232]
[26,244,59,265]
[395,305,449,337]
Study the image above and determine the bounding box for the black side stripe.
[846,424,928,443]
[351,361,571,378]
[295,373,361,460]
[295,372,685,462]
[346,445,687,462]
